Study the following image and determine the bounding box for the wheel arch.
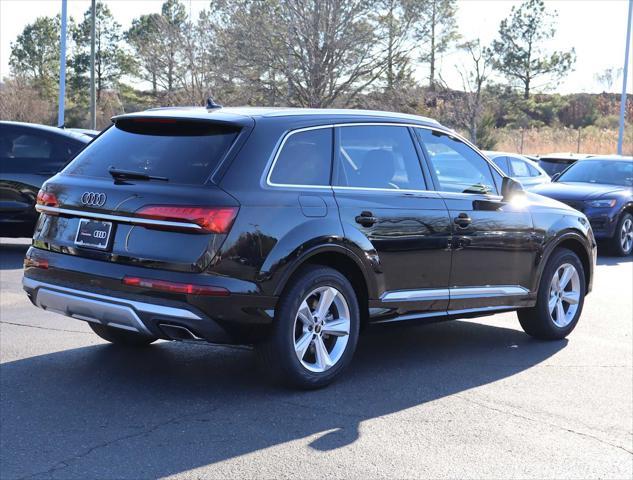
[538,231,594,294]
[272,244,375,324]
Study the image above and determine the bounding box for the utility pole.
[89,0,96,130]
[617,0,632,155]
[57,0,67,127]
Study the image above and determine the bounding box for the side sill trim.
[381,288,449,302]
[372,305,516,324]
[450,286,529,298]
[35,205,203,231]
[381,285,529,302]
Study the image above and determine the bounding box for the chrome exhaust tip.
[159,323,204,342]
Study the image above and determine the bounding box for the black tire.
[89,323,157,347]
[610,212,633,256]
[256,265,360,389]
[518,248,586,340]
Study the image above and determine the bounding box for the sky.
[0,0,631,95]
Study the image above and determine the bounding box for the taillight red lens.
[24,257,49,269]
[122,276,230,296]
[136,206,238,233]
[36,190,59,207]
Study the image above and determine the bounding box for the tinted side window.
[526,163,541,177]
[333,125,425,190]
[0,127,79,174]
[509,158,531,177]
[416,129,497,195]
[492,156,510,175]
[270,128,332,186]
[12,133,53,158]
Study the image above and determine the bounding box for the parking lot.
[1,237,631,479]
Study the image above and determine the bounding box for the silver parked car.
[484,151,551,188]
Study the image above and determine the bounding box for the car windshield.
[538,159,572,176]
[558,160,633,186]
[62,120,239,185]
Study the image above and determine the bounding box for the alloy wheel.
[620,217,633,253]
[548,263,581,328]
[293,286,350,373]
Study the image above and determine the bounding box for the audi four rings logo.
[93,230,107,239]
[81,192,107,207]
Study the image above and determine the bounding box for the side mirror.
[501,176,524,201]
[551,173,561,182]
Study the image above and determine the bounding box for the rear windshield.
[62,119,239,184]
[538,158,574,176]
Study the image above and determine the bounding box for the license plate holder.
[74,218,112,250]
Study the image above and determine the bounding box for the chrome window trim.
[265,124,335,189]
[381,285,529,303]
[264,122,506,193]
[35,205,203,230]
[333,186,440,196]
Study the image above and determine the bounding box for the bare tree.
[0,78,54,123]
[594,67,623,93]
[414,0,459,91]
[455,39,491,145]
[217,0,386,107]
[375,0,417,91]
[126,0,188,102]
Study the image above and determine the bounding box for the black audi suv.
[22,107,596,388]
[1,121,92,237]
[531,155,633,256]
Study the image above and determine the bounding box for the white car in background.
[484,151,551,188]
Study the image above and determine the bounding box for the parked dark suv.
[23,107,595,388]
[1,121,92,237]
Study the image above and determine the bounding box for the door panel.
[332,124,452,313]
[442,193,536,310]
[414,128,537,311]
[335,189,452,312]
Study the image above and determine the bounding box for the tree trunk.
[429,2,436,91]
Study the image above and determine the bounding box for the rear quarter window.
[269,128,332,186]
[63,120,239,185]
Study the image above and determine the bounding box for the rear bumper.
[23,277,234,342]
[23,247,279,344]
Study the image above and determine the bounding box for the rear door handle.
[453,213,472,228]
[355,211,378,227]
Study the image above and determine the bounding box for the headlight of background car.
[585,199,617,208]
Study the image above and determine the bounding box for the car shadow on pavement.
[0,320,566,479]
[0,242,29,270]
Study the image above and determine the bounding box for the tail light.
[24,257,49,269]
[136,205,238,233]
[122,276,230,296]
[36,190,59,207]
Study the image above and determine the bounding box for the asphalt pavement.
[1,238,631,479]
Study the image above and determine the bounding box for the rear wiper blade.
[108,167,168,182]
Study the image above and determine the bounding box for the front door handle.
[454,213,472,228]
[355,211,378,227]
